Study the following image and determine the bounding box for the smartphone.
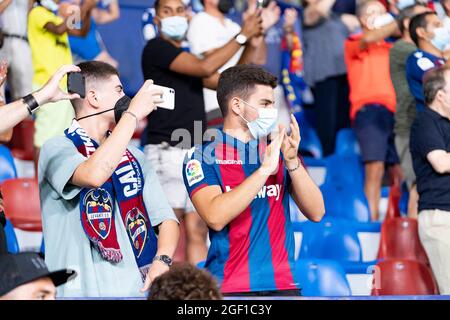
[67,72,86,99]
[152,84,175,110]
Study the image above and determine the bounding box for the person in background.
[390,3,430,219]
[301,0,360,156]
[410,66,450,294]
[187,0,280,128]
[406,11,449,114]
[0,253,76,300]
[148,263,223,300]
[141,0,263,265]
[64,0,120,67]
[28,0,95,160]
[344,0,401,221]
[183,65,325,296]
[0,0,33,101]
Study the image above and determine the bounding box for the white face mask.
[372,13,395,29]
[41,0,59,12]
[238,99,278,139]
[160,16,189,41]
[397,0,416,10]
[431,27,450,52]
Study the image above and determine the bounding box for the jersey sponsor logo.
[417,57,435,71]
[215,159,244,165]
[186,159,205,186]
[225,184,282,201]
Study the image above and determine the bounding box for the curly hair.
[148,263,223,300]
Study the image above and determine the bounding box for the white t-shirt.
[187,12,243,113]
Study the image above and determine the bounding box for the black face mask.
[218,0,233,14]
[76,95,132,124]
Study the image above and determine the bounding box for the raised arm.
[0,65,81,136]
[70,81,164,189]
[92,0,120,24]
[169,12,263,78]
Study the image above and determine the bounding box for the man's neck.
[419,41,443,58]
[223,119,254,143]
[77,116,111,144]
[401,33,414,44]
[430,103,450,121]
[205,6,226,23]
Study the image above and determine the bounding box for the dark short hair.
[423,66,450,105]
[148,264,223,300]
[71,61,119,109]
[217,64,278,117]
[397,4,427,35]
[409,11,437,46]
[154,0,185,12]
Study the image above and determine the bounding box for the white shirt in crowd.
[1,0,29,36]
[187,11,243,113]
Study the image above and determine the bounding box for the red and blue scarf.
[65,120,157,281]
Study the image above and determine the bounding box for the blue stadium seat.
[323,154,364,187]
[335,128,360,157]
[4,219,19,253]
[320,182,371,222]
[295,259,351,296]
[297,218,377,273]
[0,145,17,184]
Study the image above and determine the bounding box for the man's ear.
[86,90,100,108]
[230,97,243,116]
[153,15,161,28]
[416,27,429,41]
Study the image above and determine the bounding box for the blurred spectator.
[0,253,76,300]
[0,0,33,101]
[28,0,95,156]
[38,61,179,297]
[344,0,400,221]
[390,3,430,219]
[148,263,222,300]
[141,0,263,265]
[187,0,280,128]
[406,11,448,113]
[302,0,360,156]
[0,60,12,142]
[66,0,120,68]
[0,198,6,255]
[410,66,450,294]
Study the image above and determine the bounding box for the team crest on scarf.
[126,208,148,258]
[83,188,113,240]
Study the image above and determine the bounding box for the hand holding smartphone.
[151,84,175,110]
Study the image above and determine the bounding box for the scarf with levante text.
[65,120,157,281]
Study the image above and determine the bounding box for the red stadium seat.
[6,118,35,161]
[1,178,42,231]
[377,217,429,264]
[371,259,438,295]
[385,184,401,220]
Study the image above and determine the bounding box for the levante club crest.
[126,207,148,258]
[83,188,113,240]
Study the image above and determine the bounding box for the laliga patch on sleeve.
[186,159,205,187]
[417,57,435,71]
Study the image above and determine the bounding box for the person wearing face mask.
[344,0,401,221]
[406,11,450,114]
[182,64,325,296]
[410,66,450,294]
[390,4,431,220]
[187,0,280,129]
[28,0,95,165]
[141,0,263,266]
[38,61,180,298]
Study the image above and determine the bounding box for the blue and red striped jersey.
[182,130,299,293]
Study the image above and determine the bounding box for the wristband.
[286,158,301,173]
[22,94,40,115]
